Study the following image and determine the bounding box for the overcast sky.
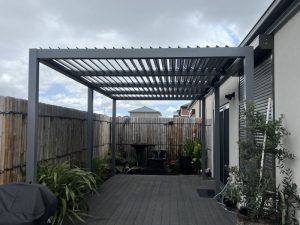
[0,0,273,116]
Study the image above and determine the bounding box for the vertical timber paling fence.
[0,96,202,184]
[116,117,202,161]
[0,96,111,184]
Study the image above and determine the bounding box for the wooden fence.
[116,117,202,161]
[0,96,111,184]
[0,96,202,184]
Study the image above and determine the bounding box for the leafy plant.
[222,167,241,206]
[91,158,112,184]
[182,138,201,174]
[183,138,195,156]
[229,102,300,223]
[278,163,300,224]
[193,141,201,174]
[38,161,97,225]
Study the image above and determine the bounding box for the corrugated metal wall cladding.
[239,55,274,175]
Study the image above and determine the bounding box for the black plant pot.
[223,198,237,209]
[179,156,194,174]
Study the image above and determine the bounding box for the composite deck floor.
[82,175,236,225]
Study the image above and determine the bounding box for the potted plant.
[180,138,201,174]
[227,102,300,225]
[222,167,240,209]
[192,141,201,174]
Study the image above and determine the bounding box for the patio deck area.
[81,175,236,225]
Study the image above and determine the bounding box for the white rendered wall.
[274,10,300,192]
[192,100,200,118]
[204,76,240,175]
[219,77,240,167]
[205,93,214,173]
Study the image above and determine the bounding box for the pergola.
[26,46,254,189]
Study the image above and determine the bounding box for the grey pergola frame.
[26,47,254,189]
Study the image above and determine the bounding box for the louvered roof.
[36,46,252,100]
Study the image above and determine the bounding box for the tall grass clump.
[38,161,97,225]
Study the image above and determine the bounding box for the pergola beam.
[40,59,113,98]
[103,88,208,96]
[114,96,202,100]
[36,46,253,59]
[75,70,223,77]
[93,82,211,88]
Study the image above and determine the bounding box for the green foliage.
[106,151,136,170]
[222,167,241,205]
[38,161,97,225]
[193,141,201,174]
[183,138,196,156]
[91,158,111,184]
[183,138,202,174]
[231,101,299,222]
[279,167,300,225]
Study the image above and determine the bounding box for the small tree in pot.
[228,102,300,225]
[180,138,201,174]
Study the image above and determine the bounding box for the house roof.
[180,103,189,109]
[188,100,197,110]
[240,0,299,47]
[129,106,161,115]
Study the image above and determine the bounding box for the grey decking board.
[112,176,144,225]
[132,176,156,225]
[80,175,236,225]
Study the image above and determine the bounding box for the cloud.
[166,106,177,113]
[0,0,273,116]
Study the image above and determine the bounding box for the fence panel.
[116,117,202,162]
[0,96,111,184]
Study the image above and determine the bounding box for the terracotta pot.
[236,213,278,225]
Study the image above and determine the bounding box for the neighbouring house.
[187,100,201,118]
[174,103,189,118]
[203,0,300,194]
[129,106,161,118]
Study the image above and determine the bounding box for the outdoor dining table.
[131,144,155,167]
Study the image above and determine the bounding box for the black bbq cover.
[0,183,57,225]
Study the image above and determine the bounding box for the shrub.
[91,158,111,184]
[38,161,97,225]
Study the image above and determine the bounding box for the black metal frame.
[26,46,254,189]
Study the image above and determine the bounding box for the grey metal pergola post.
[201,99,206,177]
[244,49,254,100]
[213,87,220,190]
[26,49,39,183]
[111,99,116,176]
[86,88,94,170]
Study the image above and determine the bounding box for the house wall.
[189,101,200,117]
[204,76,240,176]
[274,10,300,190]
[129,112,161,118]
[180,108,189,117]
[205,92,214,173]
[219,77,240,167]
